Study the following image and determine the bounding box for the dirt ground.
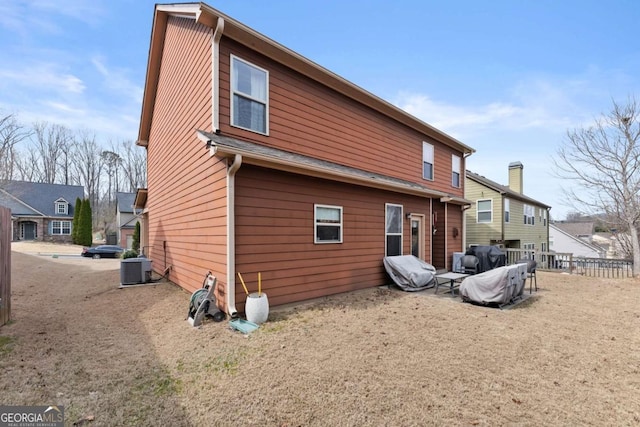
[1,241,640,426]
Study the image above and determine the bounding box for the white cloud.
[0,64,85,94]
[91,55,144,104]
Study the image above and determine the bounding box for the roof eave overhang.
[197,131,471,204]
[137,3,475,156]
[134,188,148,209]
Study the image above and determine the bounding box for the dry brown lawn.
[1,241,640,426]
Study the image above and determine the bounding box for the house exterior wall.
[464,179,502,246]
[234,165,435,310]
[217,39,466,197]
[145,16,228,294]
[504,202,548,250]
[117,211,137,248]
[142,11,469,311]
[549,225,602,258]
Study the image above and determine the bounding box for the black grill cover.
[465,246,506,273]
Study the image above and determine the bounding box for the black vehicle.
[81,245,124,259]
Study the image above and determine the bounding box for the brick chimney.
[508,162,523,194]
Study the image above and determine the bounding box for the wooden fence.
[0,207,11,326]
[503,249,633,278]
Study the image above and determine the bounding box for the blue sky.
[2,1,640,220]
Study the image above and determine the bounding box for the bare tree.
[31,122,72,184]
[119,140,147,191]
[554,98,640,276]
[0,114,31,182]
[71,130,103,226]
[13,150,40,182]
[101,149,122,203]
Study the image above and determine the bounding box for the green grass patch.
[204,351,245,375]
[0,336,15,356]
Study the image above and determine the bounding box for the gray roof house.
[0,181,84,242]
[115,192,139,249]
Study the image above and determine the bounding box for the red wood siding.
[218,39,465,197]
[234,165,436,310]
[146,16,228,295]
[431,201,447,269]
[446,205,464,271]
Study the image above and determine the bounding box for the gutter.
[226,154,242,317]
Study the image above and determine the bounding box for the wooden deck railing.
[503,249,633,278]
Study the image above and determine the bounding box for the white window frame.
[504,198,510,223]
[524,204,535,225]
[543,209,547,226]
[56,201,68,215]
[51,220,71,235]
[422,142,434,181]
[314,204,343,244]
[477,199,492,223]
[385,203,403,256]
[230,55,269,135]
[451,154,461,188]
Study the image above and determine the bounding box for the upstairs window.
[451,154,461,188]
[477,199,492,223]
[55,201,68,215]
[315,204,342,243]
[422,142,434,180]
[524,204,535,225]
[231,55,268,134]
[504,198,510,223]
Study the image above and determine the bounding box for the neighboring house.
[115,192,139,250]
[465,162,551,253]
[135,3,475,316]
[0,181,84,243]
[549,223,605,258]
[552,221,595,243]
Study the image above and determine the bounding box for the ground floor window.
[385,203,403,256]
[314,204,342,243]
[52,220,71,235]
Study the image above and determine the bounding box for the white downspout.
[226,154,242,317]
[211,18,224,132]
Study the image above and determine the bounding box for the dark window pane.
[317,225,340,242]
[386,235,401,256]
[423,162,433,180]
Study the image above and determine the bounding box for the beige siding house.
[465,162,551,253]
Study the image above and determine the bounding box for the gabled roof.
[198,130,472,205]
[0,181,84,217]
[466,170,551,209]
[553,222,594,237]
[137,2,475,157]
[116,192,136,214]
[550,223,605,255]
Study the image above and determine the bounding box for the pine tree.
[71,197,82,244]
[79,198,93,247]
[132,221,140,253]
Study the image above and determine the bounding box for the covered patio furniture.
[383,255,436,292]
[459,264,527,307]
[465,245,506,273]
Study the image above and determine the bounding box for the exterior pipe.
[211,17,224,132]
[226,154,242,317]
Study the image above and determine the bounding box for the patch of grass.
[0,336,15,356]
[262,322,286,333]
[204,351,245,375]
[134,367,183,398]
